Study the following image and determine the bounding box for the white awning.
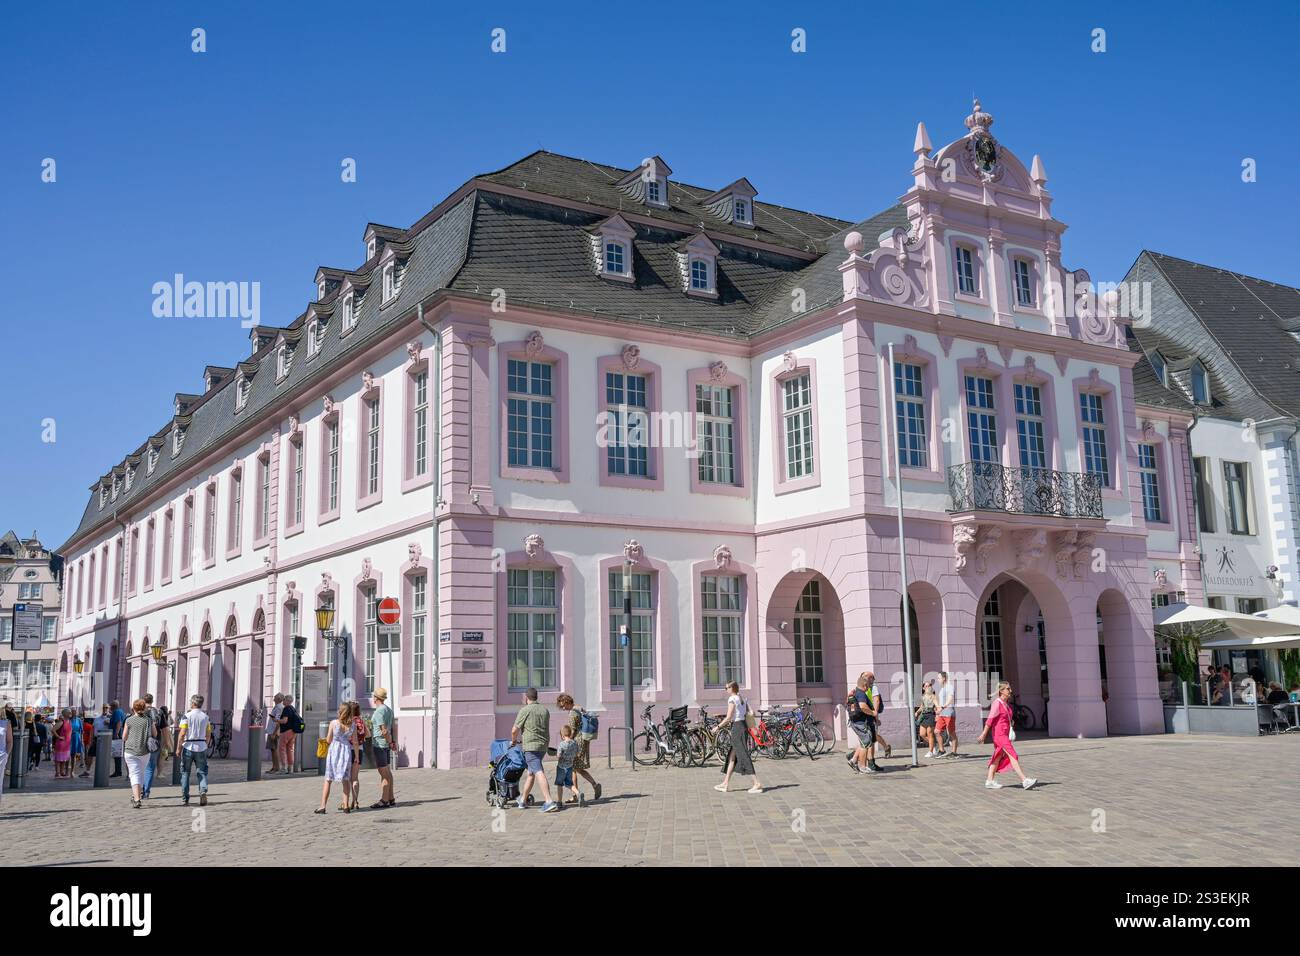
[1155,603,1300,638]
[1200,633,1300,651]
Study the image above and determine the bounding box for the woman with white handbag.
[122,700,157,808]
[714,680,764,795]
[977,681,1037,791]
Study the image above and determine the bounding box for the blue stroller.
[486,738,534,808]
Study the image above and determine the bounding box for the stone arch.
[1097,586,1162,734]
[763,569,847,713]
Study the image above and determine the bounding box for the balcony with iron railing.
[947,462,1104,519]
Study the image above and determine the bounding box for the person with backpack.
[276,694,302,773]
[845,672,882,774]
[140,694,161,798]
[557,694,601,803]
[714,680,763,794]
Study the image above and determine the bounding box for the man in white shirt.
[936,672,958,757]
[266,693,284,773]
[176,694,213,806]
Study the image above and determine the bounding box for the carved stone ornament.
[900,334,918,359]
[953,525,978,573]
[322,395,336,416]
[621,344,641,370]
[998,344,1014,366]
[286,414,299,435]
[974,525,1003,575]
[709,361,728,382]
[1072,531,1097,579]
[284,580,296,596]
[408,542,422,565]
[406,340,423,362]
[1051,531,1078,579]
[467,332,496,349]
[321,571,334,591]
[361,557,373,581]
[1023,356,1043,383]
[1153,568,1169,590]
[782,351,798,372]
[1142,419,1156,438]
[975,347,989,369]
[1088,368,1101,389]
[713,544,732,569]
[362,371,375,391]
[525,330,545,356]
[524,534,545,559]
[623,539,644,564]
[1013,529,1048,572]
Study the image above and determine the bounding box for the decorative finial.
[843,231,864,254]
[964,97,994,132]
[1031,154,1047,186]
[913,121,932,157]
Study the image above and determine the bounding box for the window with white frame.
[43,616,56,643]
[1014,382,1047,469]
[277,343,294,381]
[1191,362,1210,405]
[1138,443,1163,522]
[695,383,737,485]
[307,319,321,356]
[645,178,661,205]
[203,484,217,562]
[690,258,710,291]
[701,574,744,687]
[236,376,250,412]
[980,590,1003,682]
[147,447,159,475]
[111,477,120,501]
[362,585,377,694]
[604,241,627,277]
[608,568,653,689]
[965,375,999,464]
[893,362,928,468]
[364,395,381,496]
[413,369,429,478]
[144,519,155,588]
[341,293,356,333]
[605,370,649,477]
[782,373,814,479]
[955,245,978,295]
[506,359,554,469]
[228,469,242,550]
[733,197,750,226]
[1151,351,1167,386]
[324,417,340,513]
[411,573,427,693]
[1224,461,1251,534]
[382,261,402,302]
[1013,257,1034,307]
[256,452,271,539]
[1080,393,1110,487]
[173,426,185,456]
[506,568,558,690]
[99,486,107,509]
[289,435,304,527]
[793,579,824,684]
[162,510,174,582]
[366,238,376,260]
[181,496,195,573]
[126,466,135,491]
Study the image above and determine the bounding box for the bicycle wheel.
[667,733,691,768]
[810,720,833,754]
[1016,706,1035,731]
[685,729,708,766]
[692,727,714,763]
[793,724,820,758]
[631,732,660,767]
[714,728,732,765]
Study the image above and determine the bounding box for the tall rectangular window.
[257,454,271,538]
[162,511,173,582]
[965,375,999,463]
[1138,444,1163,522]
[289,438,304,527]
[363,586,377,694]
[181,498,195,573]
[1080,393,1110,487]
[955,245,977,295]
[506,569,557,690]
[695,383,736,485]
[413,370,429,478]
[608,568,653,689]
[144,520,155,589]
[1224,461,1251,534]
[204,485,217,562]
[1194,456,1215,533]
[793,580,824,684]
[507,360,554,469]
[605,371,649,477]
[228,471,243,550]
[782,373,814,479]
[129,527,140,593]
[326,419,340,512]
[894,362,928,468]
[411,575,426,693]
[365,397,381,496]
[1014,383,1046,469]
[980,591,1004,682]
[701,574,744,687]
[1013,258,1034,307]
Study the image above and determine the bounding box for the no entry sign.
[378,597,401,626]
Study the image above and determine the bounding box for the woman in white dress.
[314,704,359,814]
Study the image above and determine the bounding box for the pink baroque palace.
[57,100,1200,768]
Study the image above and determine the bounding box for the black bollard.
[8,731,27,791]
[246,724,263,781]
[93,733,111,788]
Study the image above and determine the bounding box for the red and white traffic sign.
[378,597,401,626]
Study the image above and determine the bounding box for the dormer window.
[147,446,159,475]
[645,178,662,206]
[733,198,750,226]
[701,177,757,229]
[1191,362,1211,405]
[235,374,251,412]
[382,261,404,303]
[172,426,186,457]
[590,214,636,283]
[366,238,376,260]
[605,241,628,277]
[99,486,108,509]
[111,477,121,501]
[277,343,294,381]
[677,233,719,298]
[1151,351,1167,387]
[690,259,710,291]
[341,293,356,334]
[125,466,135,491]
[317,280,326,300]
[307,318,321,356]
[616,156,672,209]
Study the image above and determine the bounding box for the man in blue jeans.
[176,694,212,806]
[510,687,557,812]
[141,694,160,798]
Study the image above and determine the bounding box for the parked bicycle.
[1009,695,1036,731]
[209,709,233,758]
[631,704,692,767]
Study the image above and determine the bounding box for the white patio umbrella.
[1200,633,1300,651]
[1155,604,1300,638]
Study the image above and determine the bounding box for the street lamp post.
[150,644,177,786]
[292,634,308,773]
[622,555,633,762]
[315,605,337,775]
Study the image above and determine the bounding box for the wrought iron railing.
[947,462,1103,518]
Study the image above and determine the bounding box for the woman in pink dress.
[53,709,73,778]
[977,682,1037,790]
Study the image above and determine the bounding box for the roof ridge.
[1146,249,1300,297]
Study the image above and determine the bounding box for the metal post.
[8,729,26,790]
[622,557,633,762]
[94,731,111,788]
[888,342,920,768]
[14,648,29,789]
[247,723,262,780]
[294,645,303,774]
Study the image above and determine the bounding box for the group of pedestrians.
[315,688,397,813]
[264,693,303,773]
[502,688,601,813]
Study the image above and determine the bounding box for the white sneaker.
[925,751,938,758]
[1021,777,1037,790]
[984,780,1003,789]
[713,783,728,792]
[747,785,764,794]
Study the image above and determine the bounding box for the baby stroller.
[486,738,535,808]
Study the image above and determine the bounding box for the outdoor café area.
[1155,602,1300,737]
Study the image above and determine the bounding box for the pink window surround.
[202,484,218,569]
[283,430,305,538]
[319,403,342,525]
[1009,360,1062,470]
[956,354,1015,470]
[687,364,749,498]
[353,568,383,698]
[357,378,385,511]
[690,555,760,698]
[770,356,822,494]
[160,509,174,586]
[1131,429,1174,530]
[403,353,434,494]
[1073,374,1124,499]
[494,545,577,707]
[180,496,195,578]
[1006,250,1046,317]
[128,528,139,597]
[144,519,155,592]
[84,556,92,613]
[66,567,74,619]
[253,449,272,549]
[947,235,988,305]
[498,339,570,484]
[113,539,123,601]
[596,552,674,703]
[597,352,664,490]
[99,545,109,610]
[225,465,243,560]
[881,346,943,483]
[398,553,433,709]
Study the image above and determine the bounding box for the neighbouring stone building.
[1,531,62,710]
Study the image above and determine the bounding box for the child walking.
[554,724,580,808]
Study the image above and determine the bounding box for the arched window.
[225,616,238,639]
[252,608,266,633]
[794,580,824,685]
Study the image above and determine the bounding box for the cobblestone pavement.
[3,733,1296,866]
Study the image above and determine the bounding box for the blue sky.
[3,0,1298,548]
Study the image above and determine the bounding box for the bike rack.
[605,726,635,771]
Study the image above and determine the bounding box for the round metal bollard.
[8,731,28,790]
[247,724,263,780]
[93,732,111,788]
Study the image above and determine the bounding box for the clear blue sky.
[3,0,1298,549]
